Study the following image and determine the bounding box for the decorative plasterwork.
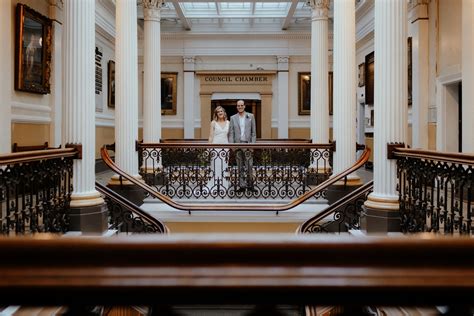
[47,0,63,10]
[309,0,330,21]
[161,32,313,41]
[277,56,289,71]
[183,56,195,71]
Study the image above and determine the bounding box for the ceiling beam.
[281,0,298,30]
[249,1,256,26]
[171,0,191,30]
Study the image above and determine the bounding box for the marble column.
[0,0,11,154]
[409,0,429,149]
[183,56,196,139]
[63,0,106,233]
[277,56,289,139]
[309,0,330,171]
[333,0,358,182]
[142,0,163,144]
[363,0,408,233]
[109,0,142,205]
[49,0,63,147]
[112,0,139,178]
[462,0,474,153]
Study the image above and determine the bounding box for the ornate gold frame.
[298,72,333,116]
[14,4,52,94]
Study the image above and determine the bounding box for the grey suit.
[228,112,256,189]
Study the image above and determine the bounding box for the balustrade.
[138,142,334,200]
[391,146,474,235]
[0,148,78,234]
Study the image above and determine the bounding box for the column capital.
[277,56,289,71]
[408,0,429,21]
[183,56,196,71]
[309,0,330,21]
[141,0,165,21]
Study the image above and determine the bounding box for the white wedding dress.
[209,121,229,193]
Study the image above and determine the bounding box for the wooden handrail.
[0,148,78,165]
[392,147,474,165]
[0,234,473,306]
[139,142,335,149]
[95,181,169,234]
[297,180,374,233]
[101,146,370,211]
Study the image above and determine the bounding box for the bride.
[207,106,229,193]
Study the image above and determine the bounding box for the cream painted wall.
[438,0,462,77]
[11,123,50,147]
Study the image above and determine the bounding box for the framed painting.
[107,60,115,108]
[408,37,412,105]
[161,72,177,115]
[358,62,365,87]
[14,4,52,94]
[298,72,333,116]
[365,52,375,105]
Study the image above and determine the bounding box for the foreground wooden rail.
[0,234,473,307]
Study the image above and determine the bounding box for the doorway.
[211,99,262,138]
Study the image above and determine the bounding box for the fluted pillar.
[277,56,289,138]
[462,0,474,153]
[183,56,195,138]
[0,0,12,154]
[49,0,63,147]
[364,0,408,233]
[309,0,330,171]
[409,0,429,149]
[142,0,163,143]
[63,0,106,233]
[333,0,359,184]
[113,0,139,178]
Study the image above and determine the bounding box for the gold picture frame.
[14,4,52,94]
[107,60,115,108]
[161,72,177,115]
[298,72,333,116]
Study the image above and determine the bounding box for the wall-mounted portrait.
[161,72,177,115]
[298,72,333,116]
[408,37,412,106]
[107,60,115,108]
[14,4,52,94]
[365,52,375,105]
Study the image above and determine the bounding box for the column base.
[108,175,146,206]
[361,194,401,234]
[68,203,108,234]
[326,174,362,204]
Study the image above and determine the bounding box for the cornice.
[161,32,312,41]
[356,0,374,24]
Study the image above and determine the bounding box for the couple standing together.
[208,100,257,193]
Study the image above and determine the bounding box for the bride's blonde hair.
[213,106,227,121]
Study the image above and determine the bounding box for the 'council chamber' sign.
[203,75,269,83]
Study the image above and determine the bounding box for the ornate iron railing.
[95,182,167,234]
[0,148,79,235]
[100,145,370,212]
[392,146,474,235]
[298,181,373,234]
[138,142,334,200]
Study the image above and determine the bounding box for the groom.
[228,100,257,193]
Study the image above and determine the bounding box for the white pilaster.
[183,56,195,139]
[142,0,163,143]
[63,0,103,206]
[462,0,474,153]
[49,0,63,147]
[277,56,289,139]
[333,0,357,180]
[409,0,429,149]
[365,0,408,209]
[114,0,139,177]
[0,0,11,154]
[309,0,330,145]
